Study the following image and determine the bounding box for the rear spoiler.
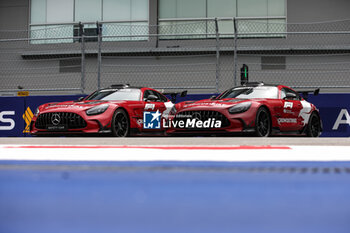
[163,90,188,103]
[297,88,320,101]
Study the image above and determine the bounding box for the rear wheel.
[254,107,271,137]
[306,112,321,137]
[111,109,129,137]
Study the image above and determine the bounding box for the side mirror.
[146,95,159,102]
[284,92,297,100]
[78,97,84,101]
[210,95,217,100]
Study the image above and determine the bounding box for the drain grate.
[0,164,350,174]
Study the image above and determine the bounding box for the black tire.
[306,112,321,137]
[111,109,130,137]
[254,107,271,137]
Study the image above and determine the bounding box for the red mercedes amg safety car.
[166,83,322,137]
[30,84,178,137]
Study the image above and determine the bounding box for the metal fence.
[1,18,350,95]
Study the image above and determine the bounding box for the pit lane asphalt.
[0,137,349,146]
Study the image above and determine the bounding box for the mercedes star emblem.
[51,113,61,125]
[192,112,202,121]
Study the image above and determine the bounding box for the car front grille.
[35,112,87,129]
[174,110,230,129]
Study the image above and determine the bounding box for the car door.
[279,88,304,131]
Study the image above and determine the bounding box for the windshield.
[85,89,141,101]
[219,86,278,99]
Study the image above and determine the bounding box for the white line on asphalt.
[0,145,350,162]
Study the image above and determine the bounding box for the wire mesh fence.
[100,21,219,92]
[0,40,83,93]
[236,19,350,89]
[1,18,350,95]
[0,25,83,94]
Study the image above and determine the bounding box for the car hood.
[40,100,111,112]
[178,98,250,110]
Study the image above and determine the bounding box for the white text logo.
[284,102,293,109]
[163,118,222,129]
[145,104,155,111]
[332,109,350,130]
[0,111,15,130]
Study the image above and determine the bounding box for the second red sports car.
[166,83,322,137]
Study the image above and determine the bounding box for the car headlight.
[228,102,251,114]
[86,104,109,116]
[34,107,40,117]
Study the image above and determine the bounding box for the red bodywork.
[167,85,321,136]
[30,87,173,136]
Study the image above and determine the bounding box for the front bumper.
[30,110,113,135]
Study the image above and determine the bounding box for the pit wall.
[0,94,349,137]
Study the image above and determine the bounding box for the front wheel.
[254,107,271,137]
[306,112,321,137]
[111,109,130,137]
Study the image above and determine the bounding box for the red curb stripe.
[5,145,291,150]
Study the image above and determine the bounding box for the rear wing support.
[297,88,320,101]
[163,90,188,103]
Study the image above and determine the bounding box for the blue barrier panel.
[308,94,350,137]
[169,93,214,102]
[0,97,25,137]
[1,93,349,137]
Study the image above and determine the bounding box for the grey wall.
[287,0,350,23]
[0,0,28,31]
